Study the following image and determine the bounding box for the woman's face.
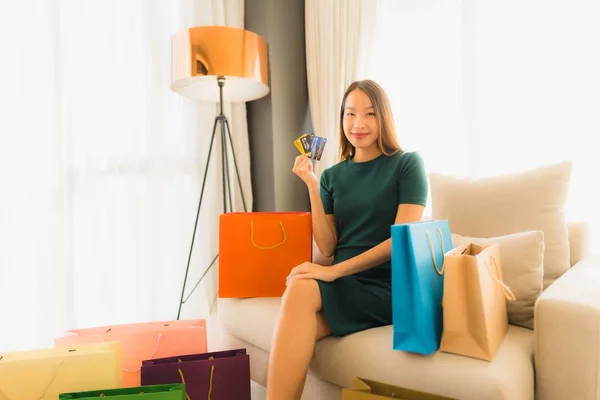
[342,89,380,151]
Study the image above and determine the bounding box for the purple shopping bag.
[140,348,251,400]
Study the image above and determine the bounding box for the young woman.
[265,80,429,400]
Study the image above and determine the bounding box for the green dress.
[318,151,428,337]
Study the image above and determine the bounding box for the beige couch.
[208,162,600,400]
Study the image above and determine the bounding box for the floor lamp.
[169,26,270,319]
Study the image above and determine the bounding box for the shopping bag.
[219,212,312,298]
[342,377,456,400]
[140,348,251,400]
[391,219,452,355]
[440,242,515,361]
[59,383,185,399]
[0,341,121,400]
[54,319,206,387]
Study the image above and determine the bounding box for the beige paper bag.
[440,243,515,361]
[0,341,121,400]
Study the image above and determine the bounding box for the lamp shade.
[170,25,270,103]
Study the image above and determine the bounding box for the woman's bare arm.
[331,204,424,278]
[307,182,337,258]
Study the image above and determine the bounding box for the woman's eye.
[368,112,376,116]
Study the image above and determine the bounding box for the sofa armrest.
[534,257,600,400]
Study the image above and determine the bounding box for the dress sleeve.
[397,152,429,206]
[319,169,334,215]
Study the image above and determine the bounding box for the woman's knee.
[282,278,321,311]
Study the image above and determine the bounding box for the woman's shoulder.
[319,159,346,189]
[389,150,425,168]
[322,158,349,176]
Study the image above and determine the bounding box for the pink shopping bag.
[54,319,207,387]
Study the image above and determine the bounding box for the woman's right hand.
[292,153,318,188]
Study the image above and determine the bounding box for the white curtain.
[364,0,600,248]
[0,0,251,353]
[305,0,379,177]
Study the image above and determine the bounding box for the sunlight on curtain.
[366,0,600,244]
[0,0,249,352]
[365,0,465,216]
[0,0,62,352]
[467,0,600,229]
[56,0,220,332]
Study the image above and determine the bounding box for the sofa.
[207,161,600,400]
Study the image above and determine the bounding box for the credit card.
[293,138,305,154]
[293,133,327,161]
[294,133,312,155]
[300,134,313,154]
[294,133,311,154]
[310,136,327,161]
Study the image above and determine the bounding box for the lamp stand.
[176,76,248,320]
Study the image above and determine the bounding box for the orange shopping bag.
[54,319,206,387]
[219,212,312,298]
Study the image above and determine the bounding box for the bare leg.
[266,279,332,400]
[293,311,332,400]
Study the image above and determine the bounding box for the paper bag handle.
[177,356,215,400]
[425,229,445,275]
[487,257,517,301]
[0,360,63,400]
[101,333,163,372]
[250,220,287,250]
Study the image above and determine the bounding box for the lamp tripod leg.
[176,115,220,320]
[220,115,234,213]
[224,117,248,212]
[177,78,251,318]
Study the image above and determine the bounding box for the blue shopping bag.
[391,219,452,355]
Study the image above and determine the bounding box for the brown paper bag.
[342,377,456,400]
[440,243,515,361]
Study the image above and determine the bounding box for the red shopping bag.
[219,212,312,298]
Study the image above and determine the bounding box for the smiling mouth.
[352,132,369,139]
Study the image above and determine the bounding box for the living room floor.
[251,381,266,399]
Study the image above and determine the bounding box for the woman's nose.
[353,116,365,128]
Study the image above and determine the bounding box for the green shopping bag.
[59,383,185,399]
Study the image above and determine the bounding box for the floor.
[251,381,266,399]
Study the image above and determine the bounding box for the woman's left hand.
[286,262,340,283]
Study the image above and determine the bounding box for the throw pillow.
[430,160,572,289]
[451,230,544,330]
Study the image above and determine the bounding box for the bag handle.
[177,357,216,400]
[101,332,163,372]
[250,220,287,250]
[425,228,445,275]
[0,360,63,400]
[486,256,517,301]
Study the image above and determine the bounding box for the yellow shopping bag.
[0,341,121,400]
[342,377,456,400]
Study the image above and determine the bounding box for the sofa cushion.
[451,230,544,330]
[218,297,280,354]
[430,160,572,289]
[218,297,535,400]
